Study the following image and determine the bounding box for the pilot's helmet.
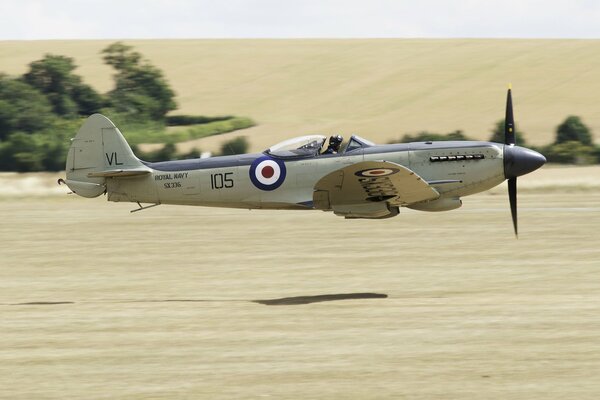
[330,135,343,145]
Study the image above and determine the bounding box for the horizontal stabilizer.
[87,168,151,178]
[64,179,106,198]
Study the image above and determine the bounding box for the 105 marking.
[211,172,234,189]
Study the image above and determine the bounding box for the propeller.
[505,85,516,146]
[504,85,518,237]
[502,88,546,238]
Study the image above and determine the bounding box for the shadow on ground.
[6,293,388,307]
[253,292,388,305]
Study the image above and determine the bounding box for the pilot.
[322,135,343,155]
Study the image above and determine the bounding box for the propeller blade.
[505,86,515,145]
[508,177,518,237]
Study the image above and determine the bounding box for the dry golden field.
[2,39,600,152]
[2,39,600,399]
[1,166,600,399]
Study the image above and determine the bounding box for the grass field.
[1,167,600,399]
[2,39,600,152]
[2,39,600,399]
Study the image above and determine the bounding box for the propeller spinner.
[502,86,546,237]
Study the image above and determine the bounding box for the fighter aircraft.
[60,88,545,236]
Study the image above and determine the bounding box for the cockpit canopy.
[265,135,327,158]
[345,135,376,152]
[264,134,375,159]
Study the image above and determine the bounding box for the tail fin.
[65,114,149,198]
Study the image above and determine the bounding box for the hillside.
[2,39,600,152]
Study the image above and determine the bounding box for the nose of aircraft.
[504,145,547,179]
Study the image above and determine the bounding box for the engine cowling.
[408,197,462,212]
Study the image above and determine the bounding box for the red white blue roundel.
[250,156,287,191]
[355,168,400,177]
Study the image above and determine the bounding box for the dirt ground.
[1,170,599,399]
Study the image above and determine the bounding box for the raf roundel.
[249,156,287,191]
[355,168,400,177]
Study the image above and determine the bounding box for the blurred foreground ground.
[1,167,600,399]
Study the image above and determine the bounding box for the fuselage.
[64,93,546,227]
[105,140,507,211]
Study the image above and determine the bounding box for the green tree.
[71,83,105,115]
[0,118,76,172]
[219,137,249,156]
[594,145,600,164]
[154,142,177,161]
[181,148,202,159]
[132,142,178,162]
[103,42,176,120]
[102,42,142,70]
[0,132,44,171]
[555,116,593,146]
[38,119,79,170]
[488,120,528,146]
[0,75,55,140]
[22,54,103,117]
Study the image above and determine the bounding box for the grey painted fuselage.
[107,140,505,211]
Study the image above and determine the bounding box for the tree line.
[0,43,252,172]
[390,115,600,165]
[1,42,597,171]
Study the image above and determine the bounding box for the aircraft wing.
[313,161,439,219]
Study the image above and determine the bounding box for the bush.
[180,148,202,159]
[0,118,78,171]
[132,143,177,162]
[132,144,203,162]
[166,115,232,126]
[182,117,254,142]
[120,117,255,145]
[219,137,249,156]
[544,141,596,165]
[0,132,43,171]
[488,120,528,146]
[151,143,177,162]
[594,145,600,164]
[555,116,593,146]
[389,130,472,144]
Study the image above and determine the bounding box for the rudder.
[65,114,145,198]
